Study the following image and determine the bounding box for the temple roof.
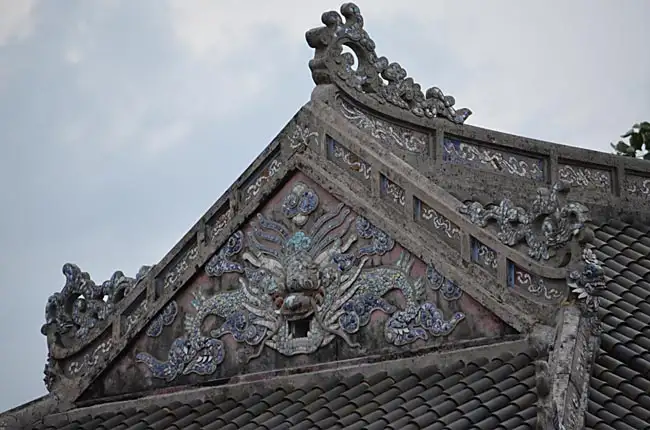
[2,3,650,430]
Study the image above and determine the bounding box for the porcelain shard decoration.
[568,247,605,319]
[136,181,464,381]
[306,3,471,124]
[146,301,179,338]
[459,181,591,262]
[426,264,463,301]
[41,263,148,344]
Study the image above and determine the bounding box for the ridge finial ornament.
[306,3,472,124]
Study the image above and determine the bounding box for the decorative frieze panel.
[380,175,406,207]
[339,99,429,154]
[306,3,471,124]
[243,157,283,203]
[160,243,199,292]
[470,237,498,275]
[120,291,148,337]
[146,301,178,338]
[286,121,320,150]
[442,137,545,181]
[459,182,590,264]
[414,197,461,250]
[558,163,612,191]
[507,261,563,302]
[625,173,650,197]
[65,333,113,378]
[326,136,372,186]
[206,204,234,243]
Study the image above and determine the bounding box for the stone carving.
[442,138,545,181]
[535,360,564,430]
[568,247,605,322]
[426,264,463,301]
[146,301,179,337]
[136,182,464,381]
[421,206,460,241]
[43,354,57,391]
[459,181,590,262]
[626,175,650,197]
[558,164,611,190]
[306,3,471,124]
[340,99,428,153]
[41,264,149,344]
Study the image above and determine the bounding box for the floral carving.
[306,3,471,124]
[459,181,590,261]
[41,264,148,343]
[136,182,464,381]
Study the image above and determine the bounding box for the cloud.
[0,0,37,46]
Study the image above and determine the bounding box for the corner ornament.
[41,264,150,345]
[306,3,472,125]
[459,182,591,263]
[568,248,605,322]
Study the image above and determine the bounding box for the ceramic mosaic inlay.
[135,180,465,381]
[161,244,199,291]
[287,122,319,150]
[207,205,234,243]
[442,137,545,181]
[326,136,372,185]
[146,301,179,338]
[67,338,113,375]
[380,175,406,207]
[414,198,461,249]
[244,158,283,203]
[558,164,612,191]
[339,99,429,154]
[121,294,149,337]
[470,237,498,275]
[507,261,562,302]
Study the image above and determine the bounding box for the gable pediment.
[40,95,589,405]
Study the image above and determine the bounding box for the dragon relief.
[136,182,465,381]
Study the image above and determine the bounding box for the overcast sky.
[1,0,649,412]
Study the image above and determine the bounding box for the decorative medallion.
[306,3,471,124]
[136,181,465,381]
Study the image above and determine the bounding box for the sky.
[1,0,649,413]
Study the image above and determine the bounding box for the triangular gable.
[80,171,519,401]
[32,1,620,418]
[41,98,580,406]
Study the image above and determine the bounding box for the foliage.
[611,122,650,160]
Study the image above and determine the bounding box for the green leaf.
[615,140,630,152]
[622,129,635,138]
[639,121,650,132]
[630,132,644,150]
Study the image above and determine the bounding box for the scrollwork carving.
[306,3,471,124]
[459,181,590,262]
